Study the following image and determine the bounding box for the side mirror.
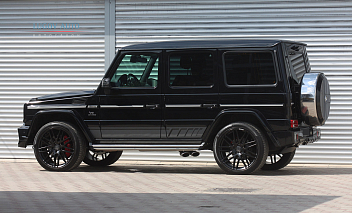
[101,78,112,94]
[102,78,111,88]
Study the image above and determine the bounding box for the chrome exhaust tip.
[191,151,200,157]
[179,151,200,157]
[179,151,190,157]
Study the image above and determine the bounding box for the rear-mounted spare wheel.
[301,73,331,126]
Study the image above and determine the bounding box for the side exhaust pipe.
[179,151,200,157]
[179,151,190,157]
[191,151,200,157]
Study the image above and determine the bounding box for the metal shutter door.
[116,0,352,163]
[0,0,105,158]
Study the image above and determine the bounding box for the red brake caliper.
[63,135,71,158]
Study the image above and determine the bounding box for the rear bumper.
[272,126,321,148]
[18,124,30,148]
[294,126,321,145]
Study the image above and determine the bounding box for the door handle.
[202,104,217,109]
[145,104,160,109]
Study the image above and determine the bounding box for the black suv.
[18,39,330,174]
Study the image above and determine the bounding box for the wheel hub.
[54,144,60,151]
[232,146,245,159]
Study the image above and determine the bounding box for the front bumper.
[294,126,321,145]
[18,124,30,148]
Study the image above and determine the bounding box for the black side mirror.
[102,78,111,88]
[102,78,112,94]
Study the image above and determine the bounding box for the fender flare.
[202,109,281,148]
[27,109,95,146]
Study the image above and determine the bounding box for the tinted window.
[224,52,276,85]
[111,53,159,88]
[285,44,310,83]
[169,52,214,87]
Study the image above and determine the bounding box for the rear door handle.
[202,104,217,109]
[145,104,160,109]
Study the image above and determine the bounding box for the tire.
[83,150,122,166]
[261,150,296,170]
[301,73,330,126]
[213,122,269,175]
[33,121,86,171]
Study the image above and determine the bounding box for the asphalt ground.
[0,159,352,213]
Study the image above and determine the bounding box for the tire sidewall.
[34,121,86,171]
[213,122,269,175]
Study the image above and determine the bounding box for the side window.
[224,52,276,86]
[285,44,310,83]
[111,53,159,88]
[169,52,214,87]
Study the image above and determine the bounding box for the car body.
[18,39,331,174]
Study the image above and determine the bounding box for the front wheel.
[83,150,122,166]
[261,150,296,170]
[33,121,86,171]
[213,122,269,175]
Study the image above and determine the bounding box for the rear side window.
[169,52,214,87]
[285,44,310,83]
[224,52,276,86]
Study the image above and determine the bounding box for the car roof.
[120,39,306,50]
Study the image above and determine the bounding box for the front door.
[99,51,162,140]
[163,50,219,144]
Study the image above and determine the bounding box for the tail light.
[291,120,299,128]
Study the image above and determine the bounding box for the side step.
[92,144,203,151]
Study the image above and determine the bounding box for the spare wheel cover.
[301,73,331,126]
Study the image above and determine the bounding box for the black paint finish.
[19,39,320,153]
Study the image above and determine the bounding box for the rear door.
[219,48,287,131]
[162,50,220,144]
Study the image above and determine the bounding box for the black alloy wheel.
[213,122,269,175]
[261,150,296,170]
[83,150,123,166]
[34,122,86,171]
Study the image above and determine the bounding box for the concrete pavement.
[0,159,351,213]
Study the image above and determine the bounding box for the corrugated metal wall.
[115,0,352,163]
[0,0,105,158]
[1,0,351,164]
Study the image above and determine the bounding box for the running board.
[92,144,203,151]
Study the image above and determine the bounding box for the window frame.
[222,50,279,88]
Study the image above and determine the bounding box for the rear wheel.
[83,150,122,166]
[261,150,296,170]
[213,122,269,175]
[33,121,86,171]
